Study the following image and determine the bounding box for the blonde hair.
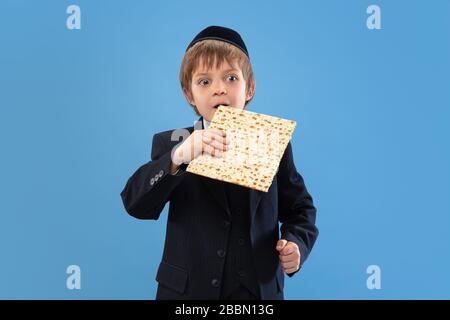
[179,39,255,115]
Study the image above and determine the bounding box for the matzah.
[186,106,296,192]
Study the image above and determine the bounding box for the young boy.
[120,26,318,300]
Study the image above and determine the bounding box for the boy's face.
[184,59,255,122]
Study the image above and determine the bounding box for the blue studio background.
[1,0,449,299]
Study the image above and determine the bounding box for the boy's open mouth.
[213,103,229,109]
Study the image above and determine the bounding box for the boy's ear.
[183,87,195,106]
[245,80,256,102]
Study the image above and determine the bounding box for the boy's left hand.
[276,239,301,274]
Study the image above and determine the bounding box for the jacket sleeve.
[277,142,319,277]
[120,133,188,220]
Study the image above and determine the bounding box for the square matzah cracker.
[186,106,296,192]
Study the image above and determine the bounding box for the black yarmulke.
[186,26,249,58]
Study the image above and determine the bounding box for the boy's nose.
[213,84,227,95]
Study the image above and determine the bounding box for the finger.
[203,143,223,158]
[204,130,229,146]
[202,143,214,157]
[206,128,229,144]
[279,253,298,263]
[203,129,228,148]
[284,267,298,274]
[207,128,227,138]
[203,136,228,152]
[281,243,298,256]
[276,239,288,252]
[282,261,298,270]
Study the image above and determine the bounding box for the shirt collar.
[202,117,211,129]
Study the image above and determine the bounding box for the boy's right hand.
[171,128,230,168]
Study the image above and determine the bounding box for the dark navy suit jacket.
[120,117,318,300]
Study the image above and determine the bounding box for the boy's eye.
[227,75,238,81]
[199,79,210,86]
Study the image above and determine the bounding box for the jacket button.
[150,178,155,186]
[217,249,226,258]
[222,221,230,229]
[211,278,220,287]
[236,208,242,215]
[238,270,246,277]
[238,238,245,246]
[159,170,164,177]
[154,175,159,182]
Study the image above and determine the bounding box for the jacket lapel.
[249,189,263,223]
